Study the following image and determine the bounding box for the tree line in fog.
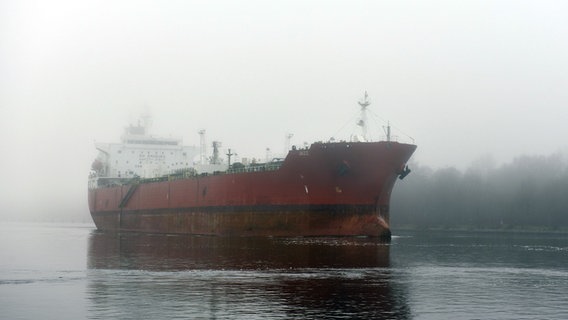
[391,152,568,231]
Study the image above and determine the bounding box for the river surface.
[1,222,567,319]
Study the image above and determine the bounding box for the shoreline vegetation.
[391,152,568,234]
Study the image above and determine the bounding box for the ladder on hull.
[119,183,139,208]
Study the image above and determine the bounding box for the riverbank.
[392,224,568,235]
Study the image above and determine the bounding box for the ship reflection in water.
[87,232,410,319]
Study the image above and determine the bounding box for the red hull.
[89,141,416,238]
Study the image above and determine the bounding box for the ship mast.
[198,130,207,165]
[357,91,371,141]
[226,148,235,167]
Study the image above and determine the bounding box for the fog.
[1,0,567,222]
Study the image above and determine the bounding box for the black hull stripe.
[92,204,378,216]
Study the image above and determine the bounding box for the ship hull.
[89,141,416,239]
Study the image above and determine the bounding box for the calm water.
[1,222,567,320]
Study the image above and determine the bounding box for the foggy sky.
[1,0,567,221]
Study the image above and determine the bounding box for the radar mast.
[357,91,371,141]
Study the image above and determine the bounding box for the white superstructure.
[91,120,226,181]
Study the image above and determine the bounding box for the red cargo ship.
[88,93,416,239]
